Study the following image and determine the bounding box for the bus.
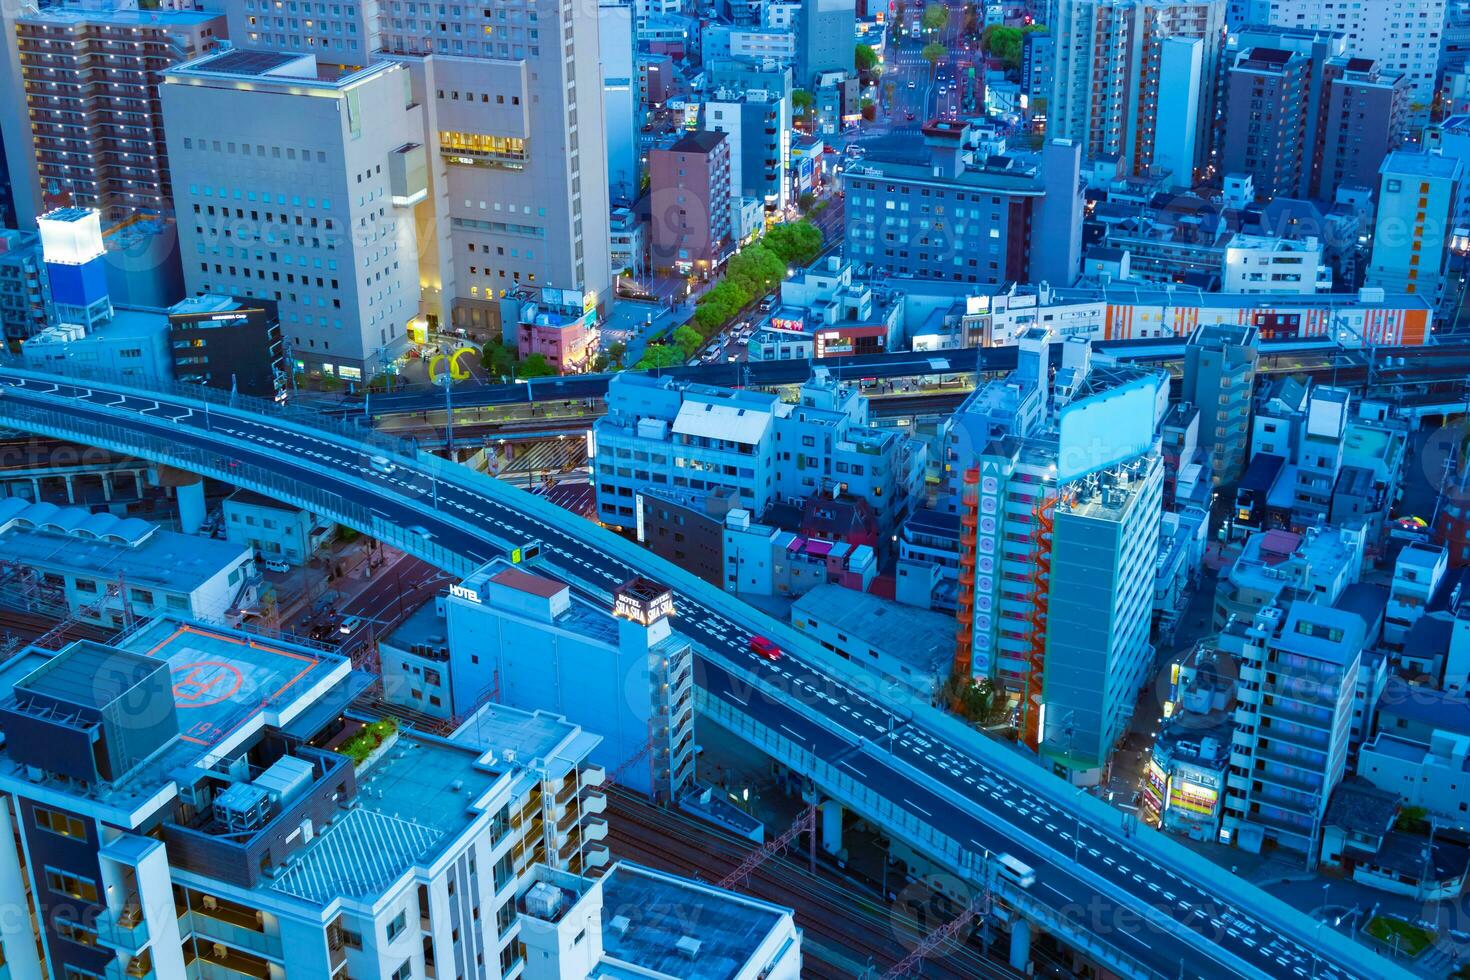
[996,853,1036,888]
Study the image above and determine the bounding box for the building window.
[34,807,87,841]
[45,868,98,902]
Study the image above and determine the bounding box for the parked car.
[262,558,290,573]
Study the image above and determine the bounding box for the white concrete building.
[1222,235,1332,294]
[0,615,630,980]
[1386,542,1448,649]
[223,490,336,567]
[1359,730,1470,832]
[0,497,256,627]
[161,52,426,381]
[1222,600,1364,861]
[601,0,640,204]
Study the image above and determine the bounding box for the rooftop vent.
[676,936,702,958]
[608,915,630,936]
[524,882,563,919]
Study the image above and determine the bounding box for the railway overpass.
[0,366,1411,980]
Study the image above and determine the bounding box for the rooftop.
[270,730,505,905]
[791,584,952,676]
[599,862,790,979]
[166,49,385,88]
[451,703,599,782]
[0,500,249,595]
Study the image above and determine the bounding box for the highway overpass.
[0,367,1410,980]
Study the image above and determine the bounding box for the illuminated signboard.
[450,583,481,604]
[612,577,675,625]
[768,316,805,333]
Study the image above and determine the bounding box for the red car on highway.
[749,635,782,661]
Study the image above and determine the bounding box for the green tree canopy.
[605,339,627,368]
[854,44,878,72]
[922,41,947,68]
[673,324,703,357]
[517,353,555,378]
[921,3,948,31]
[792,88,815,115]
[982,23,1044,69]
[634,344,684,369]
[481,340,517,378]
[763,220,823,267]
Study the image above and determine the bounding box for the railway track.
[606,788,1014,978]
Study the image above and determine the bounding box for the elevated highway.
[0,367,1409,980]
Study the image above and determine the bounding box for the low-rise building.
[20,309,172,385]
[748,254,902,362]
[790,584,952,701]
[506,287,600,375]
[0,497,257,626]
[1359,730,1470,833]
[723,510,877,600]
[1213,525,1365,630]
[0,228,52,345]
[223,490,334,567]
[167,294,287,400]
[1222,235,1331,295]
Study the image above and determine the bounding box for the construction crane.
[717,803,818,890]
[880,888,990,979]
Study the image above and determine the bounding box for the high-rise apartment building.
[1181,322,1259,484]
[1222,600,1364,861]
[1050,0,1226,179]
[704,91,792,212]
[841,123,1084,287]
[0,228,53,345]
[1367,150,1465,310]
[1221,26,1408,201]
[949,334,1165,781]
[0,5,226,226]
[1223,46,1314,198]
[1243,0,1447,118]
[161,51,426,381]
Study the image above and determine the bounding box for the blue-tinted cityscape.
[3,0,1470,977]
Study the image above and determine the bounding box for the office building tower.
[383,1,611,332]
[1181,322,1259,485]
[1244,0,1447,119]
[601,0,640,204]
[1367,150,1465,310]
[950,335,1165,781]
[0,4,226,227]
[842,124,1084,286]
[648,131,734,274]
[797,0,857,86]
[1222,600,1364,860]
[444,564,696,803]
[225,0,613,334]
[1049,0,1226,179]
[0,617,641,980]
[161,51,426,381]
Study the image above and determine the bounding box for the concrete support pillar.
[1009,918,1032,972]
[28,477,39,501]
[133,471,144,498]
[819,799,843,856]
[100,472,113,502]
[64,474,75,504]
[176,477,206,534]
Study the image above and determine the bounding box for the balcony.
[179,909,282,960]
[583,844,610,869]
[95,904,149,952]
[582,790,607,815]
[581,765,606,788]
[584,819,608,843]
[105,956,155,980]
